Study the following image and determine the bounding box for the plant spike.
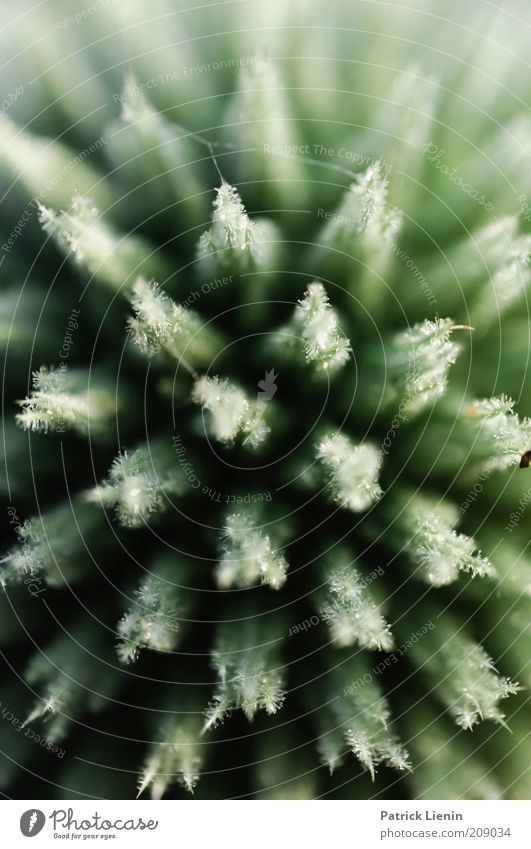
[217,511,288,590]
[204,611,285,729]
[402,610,519,730]
[385,318,465,416]
[116,556,194,664]
[398,492,496,587]
[16,366,116,437]
[317,432,383,512]
[316,161,401,257]
[197,181,278,275]
[23,628,119,744]
[192,375,271,448]
[39,194,169,291]
[87,439,187,528]
[127,277,223,372]
[316,551,393,651]
[316,654,411,779]
[466,395,531,470]
[288,281,351,373]
[1,499,103,591]
[137,706,204,798]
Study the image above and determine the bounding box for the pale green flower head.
[0,0,530,803]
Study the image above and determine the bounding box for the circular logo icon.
[20,810,46,837]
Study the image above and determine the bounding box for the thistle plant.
[1,0,531,802]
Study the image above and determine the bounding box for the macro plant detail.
[0,0,530,804]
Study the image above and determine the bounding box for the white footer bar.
[4,799,530,848]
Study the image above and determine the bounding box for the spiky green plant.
[1,0,531,801]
